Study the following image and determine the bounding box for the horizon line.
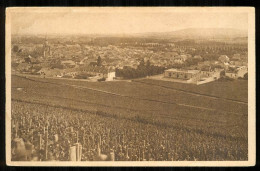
[11,27,248,37]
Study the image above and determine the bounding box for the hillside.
[11,75,248,161]
[135,28,248,41]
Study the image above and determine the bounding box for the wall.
[226,67,247,79]
[106,72,116,81]
[225,72,237,78]
[237,67,248,78]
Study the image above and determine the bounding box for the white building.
[164,68,201,83]
[218,55,230,63]
[106,72,116,81]
[225,66,248,79]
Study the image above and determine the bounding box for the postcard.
[5,7,255,166]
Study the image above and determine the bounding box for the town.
[11,34,248,84]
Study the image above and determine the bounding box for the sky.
[10,8,249,35]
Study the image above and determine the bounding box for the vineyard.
[11,75,248,161]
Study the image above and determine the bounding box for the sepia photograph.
[5,7,255,166]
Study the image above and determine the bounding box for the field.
[11,75,248,161]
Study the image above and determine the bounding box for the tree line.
[115,59,165,79]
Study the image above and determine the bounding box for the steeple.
[44,34,48,47]
[43,34,51,58]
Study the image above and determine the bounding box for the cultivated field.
[11,75,248,161]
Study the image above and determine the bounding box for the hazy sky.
[10,8,248,35]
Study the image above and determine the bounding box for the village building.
[78,65,115,81]
[61,60,76,68]
[37,68,64,77]
[232,53,241,61]
[194,55,203,60]
[230,61,248,67]
[164,68,201,83]
[105,71,116,81]
[164,66,224,85]
[225,66,248,79]
[43,38,52,58]
[24,56,32,63]
[173,55,189,64]
[200,65,213,77]
[65,72,78,78]
[218,55,230,63]
[16,63,32,72]
[199,67,223,84]
[166,43,175,47]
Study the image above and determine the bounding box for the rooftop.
[165,68,200,74]
[226,66,246,73]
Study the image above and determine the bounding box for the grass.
[11,75,248,140]
[25,75,248,103]
[136,78,248,103]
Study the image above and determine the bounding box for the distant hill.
[135,28,248,40]
[12,28,248,44]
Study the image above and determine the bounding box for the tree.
[220,70,225,77]
[12,45,19,53]
[24,57,31,63]
[243,73,248,80]
[138,59,145,68]
[97,56,102,66]
[146,60,151,67]
[115,68,120,77]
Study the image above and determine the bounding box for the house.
[167,43,175,47]
[37,68,63,77]
[230,61,248,67]
[24,56,32,63]
[173,55,188,64]
[232,54,241,61]
[200,67,223,80]
[164,67,223,84]
[65,72,78,78]
[218,55,230,63]
[164,68,201,82]
[194,55,202,60]
[77,66,116,81]
[225,66,248,79]
[37,68,49,75]
[16,63,31,72]
[61,60,76,68]
[79,57,89,65]
[80,66,108,77]
[105,72,116,81]
[200,65,213,77]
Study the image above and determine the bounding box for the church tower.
[43,36,51,58]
